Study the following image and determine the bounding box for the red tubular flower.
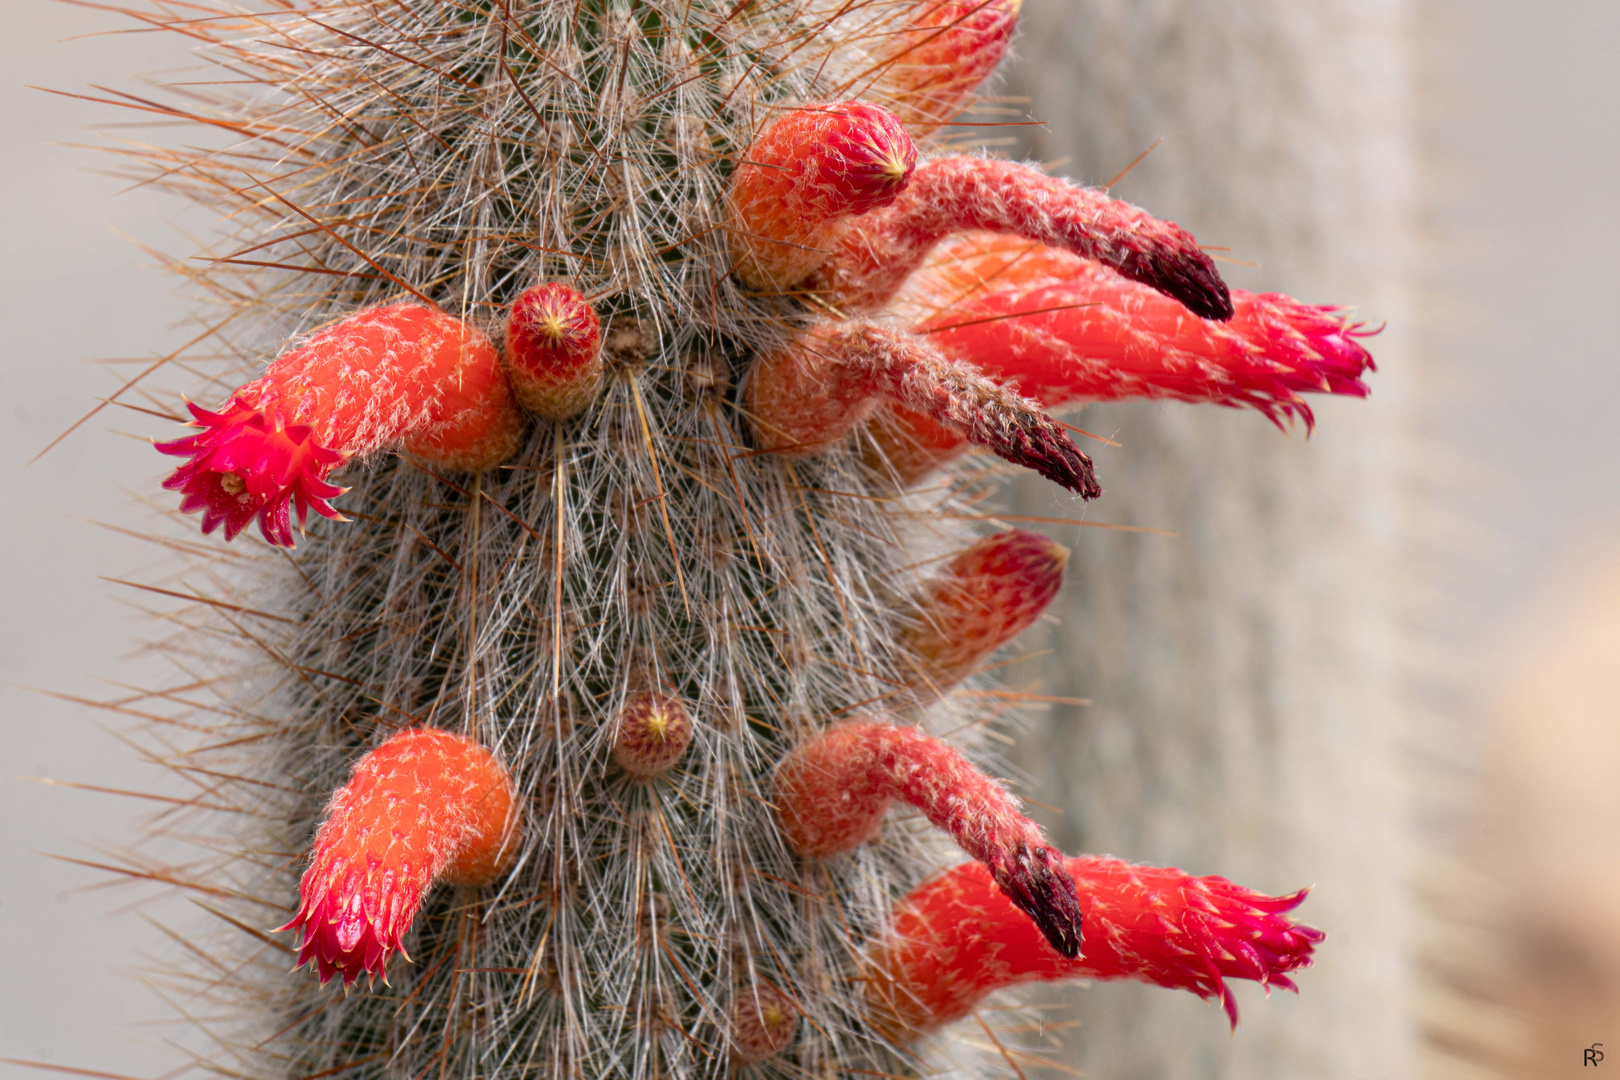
[904,529,1067,692]
[920,249,1375,422]
[873,0,1023,132]
[728,102,917,292]
[746,320,1100,497]
[869,856,1323,1034]
[504,283,603,420]
[157,303,525,547]
[774,721,1083,958]
[277,728,520,986]
[869,236,1377,482]
[810,157,1233,320]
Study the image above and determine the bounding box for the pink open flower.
[156,399,346,548]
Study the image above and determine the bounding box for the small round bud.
[504,283,603,420]
[612,691,693,777]
[730,982,799,1065]
[728,101,918,291]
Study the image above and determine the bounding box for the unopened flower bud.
[505,283,603,420]
[613,691,694,777]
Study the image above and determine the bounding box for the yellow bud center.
[538,310,569,346]
[219,472,247,496]
[643,708,670,743]
[880,151,910,185]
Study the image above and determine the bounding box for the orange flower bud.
[876,0,1023,132]
[903,528,1067,691]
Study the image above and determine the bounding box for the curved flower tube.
[774,720,1083,958]
[277,728,519,986]
[157,303,525,547]
[810,157,1233,319]
[746,319,1100,497]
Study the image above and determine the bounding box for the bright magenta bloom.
[156,400,345,548]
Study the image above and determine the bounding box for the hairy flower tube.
[504,283,604,420]
[869,856,1324,1034]
[157,303,525,546]
[774,721,1083,958]
[727,101,917,292]
[277,728,519,986]
[746,320,1100,497]
[810,156,1234,319]
[870,236,1378,481]
[874,0,1023,132]
[904,529,1068,693]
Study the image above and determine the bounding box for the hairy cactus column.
[1000,2,1422,1077]
[70,1,1382,1078]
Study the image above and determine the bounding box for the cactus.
[82,0,1379,1076]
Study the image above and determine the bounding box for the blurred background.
[1,1,1616,1077]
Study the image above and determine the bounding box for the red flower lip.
[156,398,345,548]
[872,856,1325,1033]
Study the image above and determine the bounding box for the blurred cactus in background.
[1001,3,1427,1077]
[64,1,1390,1076]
